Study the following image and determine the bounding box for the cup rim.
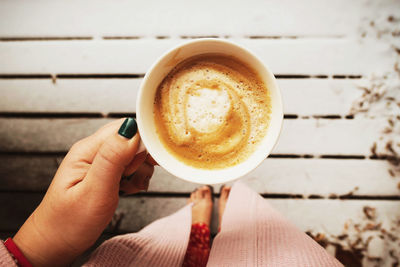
[137,38,283,184]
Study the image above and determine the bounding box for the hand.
[13,118,156,266]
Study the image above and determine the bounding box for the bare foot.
[188,186,213,227]
[218,185,231,229]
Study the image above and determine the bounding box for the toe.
[189,190,197,203]
[199,186,210,198]
[195,187,203,199]
[203,186,212,200]
[221,186,231,199]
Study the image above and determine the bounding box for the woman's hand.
[13,118,156,266]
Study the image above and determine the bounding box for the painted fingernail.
[118,118,137,139]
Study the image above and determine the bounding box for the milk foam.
[186,88,231,133]
[154,54,271,169]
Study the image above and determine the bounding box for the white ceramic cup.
[137,38,283,185]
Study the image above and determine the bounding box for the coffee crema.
[154,54,271,169]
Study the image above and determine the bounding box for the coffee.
[153,54,271,169]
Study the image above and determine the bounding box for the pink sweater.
[1,182,342,266]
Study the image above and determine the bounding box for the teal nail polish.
[118,118,137,139]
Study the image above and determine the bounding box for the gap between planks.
[121,192,400,201]
[0,150,381,160]
[0,74,362,79]
[1,190,397,201]
[0,113,356,120]
[0,35,347,42]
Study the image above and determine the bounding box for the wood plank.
[0,118,396,156]
[156,158,400,196]
[1,78,398,117]
[1,155,399,196]
[1,193,398,235]
[0,193,42,231]
[277,118,392,156]
[0,118,110,152]
[0,0,387,37]
[0,232,15,240]
[0,39,395,75]
[3,78,392,117]
[281,79,364,116]
[0,79,141,115]
[0,155,59,192]
[1,193,399,263]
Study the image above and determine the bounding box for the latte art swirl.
[154,55,271,169]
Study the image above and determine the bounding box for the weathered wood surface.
[1,0,399,265]
[4,78,398,117]
[1,192,398,235]
[0,0,397,37]
[1,155,399,197]
[0,39,396,75]
[0,118,396,156]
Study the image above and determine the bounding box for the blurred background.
[0,0,399,266]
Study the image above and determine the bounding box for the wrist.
[13,227,47,267]
[4,238,33,267]
[14,212,77,267]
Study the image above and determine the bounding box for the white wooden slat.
[0,155,58,191]
[2,78,398,117]
[0,39,395,75]
[0,118,110,152]
[238,38,395,75]
[0,79,370,116]
[0,0,387,37]
[151,159,400,196]
[1,155,398,196]
[256,199,399,237]
[0,79,141,115]
[280,79,364,116]
[0,118,393,155]
[277,118,390,155]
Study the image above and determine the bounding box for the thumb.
[84,118,140,194]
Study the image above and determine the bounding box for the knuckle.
[97,139,125,166]
[70,138,88,153]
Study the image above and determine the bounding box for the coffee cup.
[137,39,283,184]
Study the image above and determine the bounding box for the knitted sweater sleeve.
[0,242,18,267]
[83,204,192,267]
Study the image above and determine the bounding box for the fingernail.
[118,118,137,139]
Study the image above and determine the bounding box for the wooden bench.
[0,0,399,265]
